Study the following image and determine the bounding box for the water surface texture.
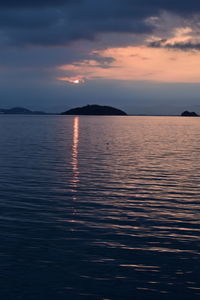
[0,116,200,299]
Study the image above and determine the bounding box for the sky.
[1,0,200,114]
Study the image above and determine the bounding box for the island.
[0,107,46,115]
[181,111,199,117]
[61,104,127,116]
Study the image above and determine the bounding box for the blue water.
[0,115,200,299]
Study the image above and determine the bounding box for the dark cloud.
[149,39,200,51]
[0,0,76,8]
[0,45,115,71]
[1,0,200,47]
[0,47,86,68]
[149,39,168,48]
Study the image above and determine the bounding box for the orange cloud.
[58,45,200,83]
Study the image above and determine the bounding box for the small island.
[0,107,46,115]
[61,104,127,116]
[181,111,199,117]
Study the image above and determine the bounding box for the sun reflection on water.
[71,116,79,192]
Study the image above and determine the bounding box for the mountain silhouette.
[61,104,127,116]
[181,111,198,117]
[0,107,46,115]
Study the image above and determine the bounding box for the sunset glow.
[58,77,85,84]
[58,45,200,83]
[73,80,80,84]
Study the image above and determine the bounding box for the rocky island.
[181,111,199,117]
[61,104,127,116]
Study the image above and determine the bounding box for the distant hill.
[181,111,199,117]
[0,107,46,115]
[61,104,127,116]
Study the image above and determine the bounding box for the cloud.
[1,0,200,47]
[57,45,200,83]
[0,0,76,8]
[149,39,200,51]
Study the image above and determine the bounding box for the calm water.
[0,115,200,300]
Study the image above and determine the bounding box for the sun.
[73,79,80,84]
[72,78,85,84]
[57,76,85,84]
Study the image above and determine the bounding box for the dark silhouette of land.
[181,111,199,117]
[0,107,46,115]
[1,106,199,117]
[61,104,127,116]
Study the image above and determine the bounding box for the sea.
[0,115,199,300]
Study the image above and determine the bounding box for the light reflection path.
[71,116,79,198]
